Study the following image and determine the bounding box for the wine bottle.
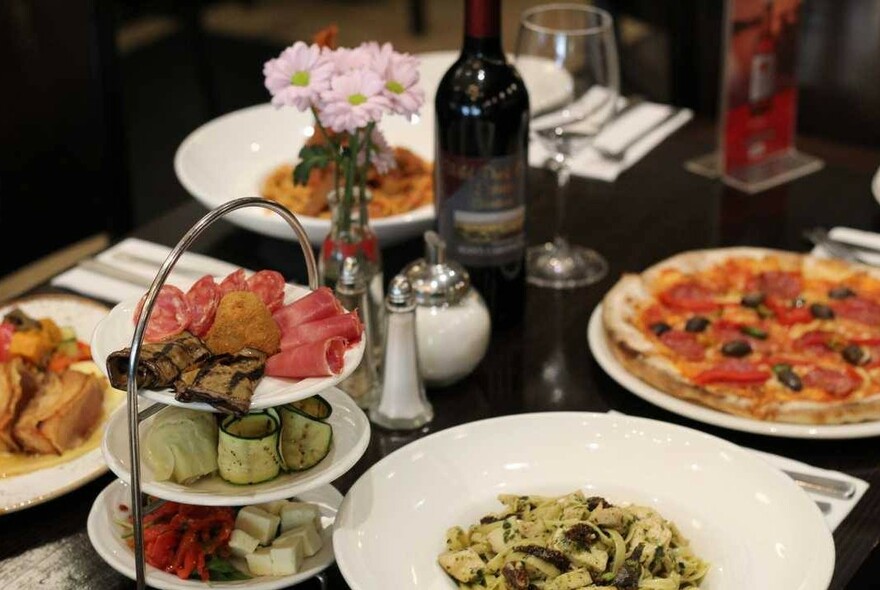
[434,0,530,330]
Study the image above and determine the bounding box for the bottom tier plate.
[87,478,341,590]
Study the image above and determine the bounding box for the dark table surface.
[1,120,879,589]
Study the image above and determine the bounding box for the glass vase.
[319,188,385,366]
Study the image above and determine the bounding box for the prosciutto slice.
[266,337,346,378]
[280,311,363,351]
[272,287,344,332]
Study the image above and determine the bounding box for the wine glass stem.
[553,157,572,252]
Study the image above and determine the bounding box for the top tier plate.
[90,283,365,411]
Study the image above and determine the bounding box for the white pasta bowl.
[333,412,833,590]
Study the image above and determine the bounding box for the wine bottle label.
[436,152,526,266]
[749,53,776,103]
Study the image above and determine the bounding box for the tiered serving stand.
[89,198,371,589]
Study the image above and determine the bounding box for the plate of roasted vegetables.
[87,478,340,589]
[90,268,365,415]
[101,388,369,505]
[0,294,124,513]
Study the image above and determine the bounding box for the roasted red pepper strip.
[765,298,812,325]
[693,367,770,385]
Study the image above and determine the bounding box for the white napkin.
[606,411,868,531]
[810,226,880,266]
[529,92,693,182]
[51,238,242,303]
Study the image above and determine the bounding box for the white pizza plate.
[90,283,365,411]
[87,478,340,590]
[334,412,833,590]
[0,294,120,514]
[872,165,880,205]
[102,387,369,505]
[173,51,572,246]
[588,303,880,439]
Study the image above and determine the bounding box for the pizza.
[602,247,880,424]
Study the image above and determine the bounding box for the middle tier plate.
[90,282,366,411]
[102,387,370,505]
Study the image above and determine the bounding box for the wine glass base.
[526,242,608,289]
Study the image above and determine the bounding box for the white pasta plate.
[90,283,365,411]
[588,304,880,439]
[173,51,572,247]
[87,478,340,590]
[101,387,369,505]
[333,412,833,590]
[0,294,120,514]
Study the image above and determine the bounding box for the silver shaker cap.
[337,256,366,294]
[386,275,416,311]
[403,231,470,306]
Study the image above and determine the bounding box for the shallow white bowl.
[88,478,341,590]
[333,412,833,590]
[90,282,365,411]
[102,387,369,505]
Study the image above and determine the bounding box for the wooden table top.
[1,119,879,589]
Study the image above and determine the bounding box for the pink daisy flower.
[380,52,424,117]
[319,69,390,133]
[329,46,374,74]
[358,128,397,174]
[263,42,333,111]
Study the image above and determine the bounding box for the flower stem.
[343,132,358,235]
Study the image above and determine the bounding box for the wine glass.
[515,4,620,288]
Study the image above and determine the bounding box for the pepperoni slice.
[219,269,248,296]
[246,270,286,312]
[832,297,880,326]
[133,285,191,343]
[792,330,835,354]
[753,271,802,299]
[185,275,221,337]
[693,359,770,385]
[802,367,860,397]
[659,283,719,312]
[659,330,705,361]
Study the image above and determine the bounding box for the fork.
[593,107,683,163]
[803,227,866,264]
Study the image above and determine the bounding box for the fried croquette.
[204,292,280,355]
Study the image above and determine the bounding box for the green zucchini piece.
[278,405,332,471]
[289,395,332,420]
[218,410,283,484]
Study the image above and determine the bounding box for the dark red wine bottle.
[434,0,530,330]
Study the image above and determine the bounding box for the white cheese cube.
[274,521,323,557]
[270,539,304,576]
[235,506,281,545]
[257,500,289,515]
[245,548,274,576]
[280,502,321,533]
[228,528,260,557]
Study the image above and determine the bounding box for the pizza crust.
[602,247,880,425]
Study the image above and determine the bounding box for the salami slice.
[219,269,248,296]
[247,270,286,312]
[802,367,860,397]
[280,311,363,350]
[659,330,704,361]
[754,271,802,299]
[658,282,719,312]
[832,297,880,326]
[185,275,221,337]
[265,337,346,378]
[133,285,191,343]
[273,287,344,332]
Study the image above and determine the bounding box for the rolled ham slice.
[266,337,346,378]
[280,311,363,351]
[273,287,344,332]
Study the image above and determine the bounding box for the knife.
[76,259,154,288]
[784,469,857,500]
[110,251,208,278]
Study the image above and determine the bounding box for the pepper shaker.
[403,231,491,387]
[370,275,433,430]
[335,257,379,408]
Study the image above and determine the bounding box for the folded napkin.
[606,411,868,531]
[529,90,693,182]
[810,226,880,266]
[51,238,242,303]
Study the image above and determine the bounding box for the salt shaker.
[335,257,379,409]
[403,231,491,387]
[370,275,433,430]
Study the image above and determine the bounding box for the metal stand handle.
[126,198,318,588]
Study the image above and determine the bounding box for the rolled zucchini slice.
[218,410,283,484]
[278,405,332,471]
[289,395,332,420]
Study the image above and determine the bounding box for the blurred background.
[1,0,878,280]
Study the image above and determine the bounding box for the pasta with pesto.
[438,491,709,589]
